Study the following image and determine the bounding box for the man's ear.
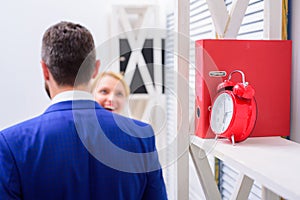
[92,59,100,79]
[41,60,50,81]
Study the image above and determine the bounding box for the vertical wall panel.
[165,0,265,199]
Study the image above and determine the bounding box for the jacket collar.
[51,90,94,105]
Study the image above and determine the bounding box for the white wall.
[0,0,107,129]
[290,0,300,142]
[0,0,173,130]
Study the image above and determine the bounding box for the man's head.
[41,21,99,97]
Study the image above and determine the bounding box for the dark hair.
[41,21,96,86]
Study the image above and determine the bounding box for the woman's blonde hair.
[91,71,130,97]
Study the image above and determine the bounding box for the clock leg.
[231,135,235,145]
[214,135,219,140]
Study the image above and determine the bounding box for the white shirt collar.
[51,90,94,105]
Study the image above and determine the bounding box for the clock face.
[210,92,234,134]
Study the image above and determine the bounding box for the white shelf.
[190,135,300,200]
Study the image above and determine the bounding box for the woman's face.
[93,75,127,113]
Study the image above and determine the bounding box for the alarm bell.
[217,70,255,99]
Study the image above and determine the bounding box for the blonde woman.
[91,71,130,114]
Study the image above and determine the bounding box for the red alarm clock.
[209,70,257,144]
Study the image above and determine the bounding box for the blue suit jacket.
[0,100,167,200]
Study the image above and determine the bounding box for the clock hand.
[222,111,233,131]
[222,112,228,131]
[223,111,233,123]
[223,112,228,124]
